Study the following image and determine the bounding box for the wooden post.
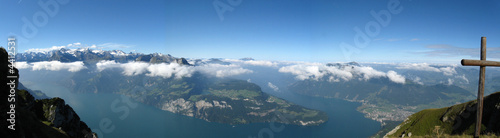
[460,37,500,137]
[461,59,500,66]
[475,37,486,137]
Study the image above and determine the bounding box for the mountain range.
[17,48,190,65]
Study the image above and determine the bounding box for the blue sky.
[1,0,499,63]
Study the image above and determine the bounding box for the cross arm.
[461,59,500,66]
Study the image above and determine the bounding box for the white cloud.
[279,63,406,84]
[447,78,454,85]
[456,74,469,84]
[25,46,67,53]
[412,77,424,85]
[439,66,457,76]
[24,42,103,53]
[120,62,149,76]
[196,64,253,78]
[279,64,355,81]
[15,62,32,69]
[387,70,406,84]
[355,66,386,80]
[96,60,120,71]
[223,59,278,67]
[96,60,253,78]
[267,82,279,92]
[396,63,457,76]
[243,60,278,67]
[278,64,326,81]
[396,63,439,72]
[146,63,194,79]
[87,44,97,49]
[67,42,82,47]
[31,61,86,72]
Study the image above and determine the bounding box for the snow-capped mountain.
[16,48,189,65]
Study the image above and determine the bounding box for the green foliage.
[42,121,53,126]
[371,121,402,138]
[392,108,451,135]
[266,96,290,107]
[209,89,260,99]
[387,92,500,137]
[188,95,202,101]
[210,80,262,92]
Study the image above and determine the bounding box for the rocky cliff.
[0,47,97,138]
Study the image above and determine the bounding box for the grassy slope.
[386,92,500,137]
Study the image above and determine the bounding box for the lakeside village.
[345,97,416,126]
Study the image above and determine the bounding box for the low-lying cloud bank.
[17,59,467,85]
[17,60,254,79]
[223,59,279,67]
[278,63,406,84]
[16,61,86,72]
[97,60,253,78]
[396,63,456,76]
[267,82,279,92]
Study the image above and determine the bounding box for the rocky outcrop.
[38,98,95,138]
[195,100,213,110]
[297,120,326,126]
[212,100,232,109]
[0,47,97,138]
[18,92,97,138]
[161,98,194,117]
[161,99,234,117]
[175,58,191,65]
[135,54,153,62]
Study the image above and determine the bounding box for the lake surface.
[23,81,380,138]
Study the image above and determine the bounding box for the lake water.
[23,81,380,138]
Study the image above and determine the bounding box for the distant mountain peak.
[240,57,254,61]
[17,47,190,65]
[326,61,361,69]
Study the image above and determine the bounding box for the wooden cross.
[461,37,500,137]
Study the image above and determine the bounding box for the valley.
[12,47,500,137]
[3,1,499,137]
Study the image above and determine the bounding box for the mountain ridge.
[17,47,191,65]
[385,91,500,137]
